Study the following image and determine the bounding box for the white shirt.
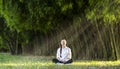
[56,46,72,62]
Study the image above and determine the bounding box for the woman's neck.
[62,45,66,48]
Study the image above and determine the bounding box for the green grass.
[0,53,120,69]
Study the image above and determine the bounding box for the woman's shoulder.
[66,47,71,50]
[57,47,60,50]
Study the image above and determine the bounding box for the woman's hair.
[60,44,62,57]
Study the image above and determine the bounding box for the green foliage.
[1,0,119,32]
[0,0,2,13]
[104,13,116,23]
[1,0,21,32]
[86,0,120,24]
[1,0,87,33]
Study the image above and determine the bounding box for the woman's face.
[61,40,67,47]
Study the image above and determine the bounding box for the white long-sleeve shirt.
[56,46,72,62]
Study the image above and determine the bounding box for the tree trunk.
[7,41,16,55]
[17,43,22,55]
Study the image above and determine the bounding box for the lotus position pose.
[52,39,73,64]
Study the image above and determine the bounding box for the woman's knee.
[70,59,73,63]
[52,58,56,61]
[52,58,58,63]
[64,59,73,64]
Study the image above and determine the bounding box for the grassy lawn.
[0,53,120,69]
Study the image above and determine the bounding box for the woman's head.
[61,39,67,47]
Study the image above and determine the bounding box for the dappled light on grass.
[0,62,53,67]
[0,61,120,67]
[73,61,120,66]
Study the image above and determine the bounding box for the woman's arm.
[56,48,60,60]
[68,48,72,59]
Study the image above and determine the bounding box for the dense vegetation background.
[0,0,120,60]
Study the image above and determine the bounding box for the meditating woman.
[52,39,73,64]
